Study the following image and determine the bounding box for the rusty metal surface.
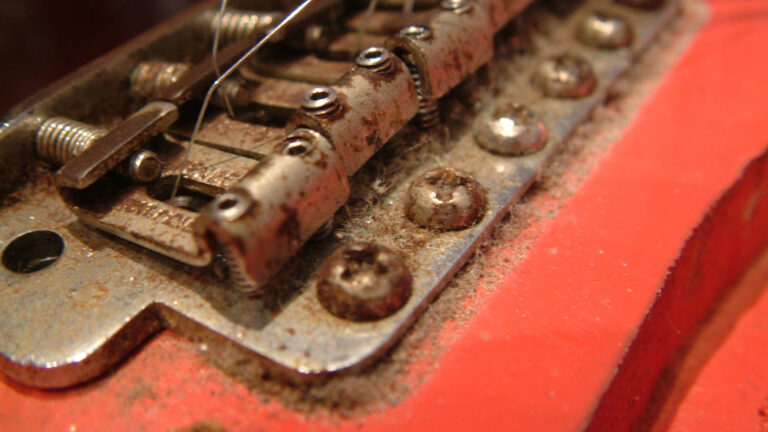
[56,102,179,189]
[0,0,679,388]
[287,53,419,173]
[195,129,350,292]
[385,4,494,100]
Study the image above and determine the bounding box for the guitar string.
[169,0,318,200]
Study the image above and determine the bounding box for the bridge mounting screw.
[405,167,487,230]
[577,11,633,49]
[531,53,597,99]
[316,242,413,321]
[301,86,339,115]
[356,46,393,70]
[473,103,548,156]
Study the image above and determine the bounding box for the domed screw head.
[316,242,413,321]
[405,168,487,230]
[473,103,547,156]
[576,11,633,49]
[531,53,596,99]
[615,0,665,9]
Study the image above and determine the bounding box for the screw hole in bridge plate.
[2,230,65,274]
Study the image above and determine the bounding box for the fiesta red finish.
[2,0,768,430]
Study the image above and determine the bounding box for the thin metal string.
[212,0,236,117]
[402,0,415,15]
[170,0,317,200]
[355,0,379,54]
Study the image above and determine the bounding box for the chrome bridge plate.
[0,0,678,387]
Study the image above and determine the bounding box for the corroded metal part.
[0,0,680,388]
[316,242,413,321]
[531,53,597,99]
[385,4,494,100]
[130,61,192,100]
[194,129,350,293]
[36,118,106,165]
[287,56,419,174]
[577,10,634,49]
[198,9,285,44]
[476,0,535,31]
[405,168,487,230]
[62,143,257,267]
[119,149,163,183]
[473,103,548,156]
[56,101,179,190]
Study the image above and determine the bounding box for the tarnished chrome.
[0,0,681,388]
[405,168,487,230]
[288,55,419,173]
[300,86,340,114]
[577,11,634,49]
[355,47,393,70]
[441,0,473,14]
[473,103,548,156]
[531,53,597,99]
[194,128,350,293]
[119,149,163,183]
[198,8,285,44]
[316,242,413,321]
[130,61,192,100]
[55,101,179,189]
[36,118,106,165]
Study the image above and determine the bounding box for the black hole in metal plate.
[2,230,64,274]
[365,50,382,59]
[148,179,216,213]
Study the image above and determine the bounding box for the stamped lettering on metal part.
[0,0,679,388]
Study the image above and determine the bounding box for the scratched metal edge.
[0,0,679,387]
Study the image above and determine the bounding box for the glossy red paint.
[2,0,768,430]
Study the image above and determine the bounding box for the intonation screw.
[441,0,472,14]
[473,103,548,156]
[615,0,665,9]
[301,87,340,116]
[35,117,161,183]
[316,242,413,321]
[405,168,487,230]
[576,11,633,49]
[130,61,191,100]
[531,54,596,99]
[198,9,285,44]
[130,62,248,109]
[355,47,393,70]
